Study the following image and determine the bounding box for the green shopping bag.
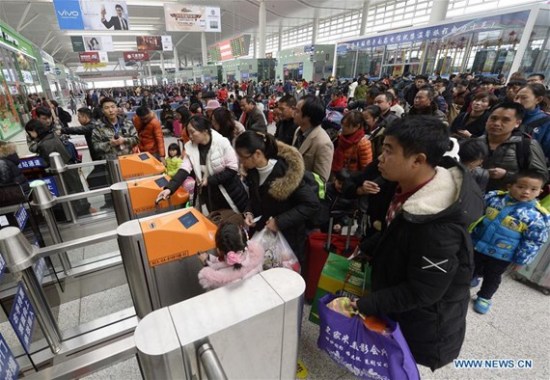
[309,253,371,324]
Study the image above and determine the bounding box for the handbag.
[318,293,420,380]
[250,228,301,273]
[207,208,244,226]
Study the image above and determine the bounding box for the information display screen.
[178,212,199,229]
[139,153,149,161]
[155,177,169,188]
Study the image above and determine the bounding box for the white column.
[312,9,319,45]
[253,36,257,59]
[174,48,179,72]
[278,24,283,53]
[258,0,267,58]
[201,32,208,66]
[429,0,449,24]
[359,0,370,36]
[160,52,165,75]
[507,8,538,81]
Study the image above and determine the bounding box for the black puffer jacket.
[0,142,30,197]
[274,118,298,146]
[245,142,320,261]
[357,158,483,370]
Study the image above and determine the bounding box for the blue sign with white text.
[15,206,29,230]
[9,283,36,353]
[42,177,60,196]
[18,157,46,170]
[0,254,5,281]
[53,0,84,30]
[0,334,19,380]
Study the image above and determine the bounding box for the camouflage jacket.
[91,116,139,159]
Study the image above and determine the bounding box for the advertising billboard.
[136,36,173,51]
[123,51,150,62]
[71,36,113,52]
[164,4,221,32]
[54,0,130,31]
[78,51,100,64]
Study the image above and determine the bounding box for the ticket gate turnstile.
[107,152,166,184]
[134,268,305,380]
[111,175,189,224]
[117,208,217,318]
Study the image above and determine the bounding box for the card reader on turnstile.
[117,208,217,318]
[111,175,189,224]
[115,152,166,181]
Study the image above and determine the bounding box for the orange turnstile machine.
[110,175,189,224]
[117,208,217,318]
[107,152,166,183]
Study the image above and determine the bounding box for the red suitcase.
[304,217,358,301]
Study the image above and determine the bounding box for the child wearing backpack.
[470,170,550,314]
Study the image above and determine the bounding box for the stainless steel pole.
[56,172,78,224]
[29,180,72,273]
[49,153,77,223]
[21,267,63,354]
[107,159,122,184]
[42,208,72,273]
[197,342,227,380]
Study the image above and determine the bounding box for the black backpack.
[59,108,72,125]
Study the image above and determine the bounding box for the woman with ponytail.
[235,131,319,263]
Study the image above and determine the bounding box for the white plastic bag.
[251,228,301,273]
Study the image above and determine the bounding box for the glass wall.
[335,8,545,79]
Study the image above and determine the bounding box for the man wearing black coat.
[274,94,298,146]
[352,116,484,370]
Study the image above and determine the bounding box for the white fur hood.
[402,166,462,218]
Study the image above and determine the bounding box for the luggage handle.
[325,214,356,255]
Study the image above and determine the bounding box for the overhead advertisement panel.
[70,36,113,52]
[123,51,150,62]
[79,51,100,64]
[136,36,173,52]
[54,0,130,31]
[164,4,221,32]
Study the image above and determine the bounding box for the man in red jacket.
[133,106,166,164]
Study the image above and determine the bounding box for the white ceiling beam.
[175,34,190,48]
[18,13,40,32]
[16,2,32,31]
[51,43,63,56]
[40,31,53,48]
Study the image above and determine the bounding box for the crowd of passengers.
[4,70,549,371]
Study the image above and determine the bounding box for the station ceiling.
[0,0,374,67]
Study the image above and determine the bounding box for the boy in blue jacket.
[471,170,550,314]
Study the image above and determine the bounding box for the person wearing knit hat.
[205,99,221,120]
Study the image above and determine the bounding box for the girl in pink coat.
[198,223,264,290]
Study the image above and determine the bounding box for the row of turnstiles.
[0,152,304,379]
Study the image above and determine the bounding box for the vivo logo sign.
[57,10,79,17]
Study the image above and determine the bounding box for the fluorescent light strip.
[126,0,176,6]
[64,30,154,36]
